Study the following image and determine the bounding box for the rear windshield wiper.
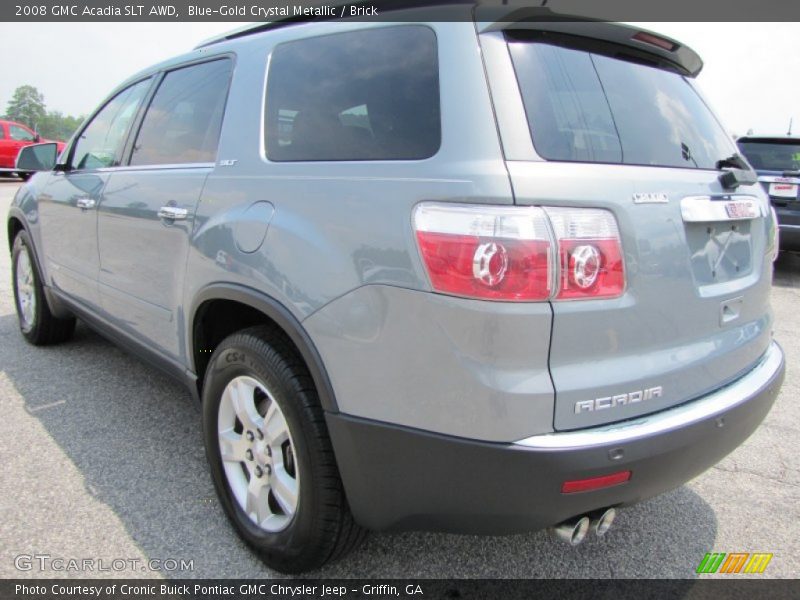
[716,153,750,171]
[716,153,757,189]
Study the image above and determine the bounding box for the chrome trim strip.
[779,224,800,230]
[514,341,783,449]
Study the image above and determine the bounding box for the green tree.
[5,85,46,130]
[38,111,83,141]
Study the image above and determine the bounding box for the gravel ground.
[0,179,797,579]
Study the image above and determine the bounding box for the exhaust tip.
[591,508,617,537]
[550,516,591,546]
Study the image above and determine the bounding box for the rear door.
[481,25,775,431]
[97,57,233,358]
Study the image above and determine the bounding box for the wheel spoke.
[245,475,271,525]
[269,466,299,515]
[230,379,263,431]
[218,429,248,463]
[263,400,289,445]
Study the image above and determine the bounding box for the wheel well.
[7,217,23,253]
[192,299,303,393]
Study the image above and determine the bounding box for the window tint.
[71,79,151,170]
[131,59,232,166]
[10,124,36,142]
[507,37,737,169]
[265,26,440,161]
[738,140,800,171]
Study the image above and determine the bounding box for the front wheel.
[202,325,365,573]
[11,230,75,345]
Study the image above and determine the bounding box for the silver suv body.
[7,5,785,572]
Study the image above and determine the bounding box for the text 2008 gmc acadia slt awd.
[8,4,785,573]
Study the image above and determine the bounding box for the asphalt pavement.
[0,179,798,579]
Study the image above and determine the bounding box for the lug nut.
[265,465,272,476]
[246,431,254,441]
[254,466,263,478]
[245,450,253,461]
[257,430,264,440]
[266,446,272,457]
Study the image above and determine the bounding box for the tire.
[11,230,76,345]
[202,325,366,573]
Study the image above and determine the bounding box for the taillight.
[413,204,552,301]
[546,208,625,300]
[413,203,624,302]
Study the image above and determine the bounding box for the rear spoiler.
[477,8,702,77]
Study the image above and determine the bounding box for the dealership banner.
[1,580,800,600]
[3,0,800,22]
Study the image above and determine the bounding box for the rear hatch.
[487,23,775,431]
[737,137,800,226]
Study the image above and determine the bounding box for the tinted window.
[71,79,151,170]
[0,126,5,139]
[738,140,800,171]
[9,124,36,142]
[507,36,737,169]
[131,59,232,166]
[265,26,440,161]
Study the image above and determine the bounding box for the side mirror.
[34,133,41,142]
[16,142,58,173]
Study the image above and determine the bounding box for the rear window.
[264,25,440,162]
[737,140,800,172]
[507,33,737,169]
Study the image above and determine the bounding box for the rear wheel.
[11,230,75,345]
[202,325,365,573]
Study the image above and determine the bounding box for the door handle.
[76,197,96,210]
[158,206,189,221]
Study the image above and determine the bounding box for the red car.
[0,119,66,175]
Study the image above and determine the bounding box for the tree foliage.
[5,85,45,130]
[4,85,83,141]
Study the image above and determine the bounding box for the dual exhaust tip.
[550,508,616,546]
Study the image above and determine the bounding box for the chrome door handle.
[76,197,96,210]
[158,206,189,221]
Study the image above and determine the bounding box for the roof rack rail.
[194,0,473,49]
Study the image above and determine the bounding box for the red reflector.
[561,471,631,494]
[632,31,677,52]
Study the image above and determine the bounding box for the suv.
[737,135,800,250]
[7,7,785,573]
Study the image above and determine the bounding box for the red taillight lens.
[561,470,631,494]
[546,208,625,300]
[413,203,624,302]
[413,204,552,301]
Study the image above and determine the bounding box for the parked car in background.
[0,119,66,179]
[738,135,800,250]
[8,6,785,573]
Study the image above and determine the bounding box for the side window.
[71,79,151,170]
[130,59,232,166]
[265,26,440,162]
[0,125,5,139]
[9,124,36,142]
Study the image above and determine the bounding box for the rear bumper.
[327,341,784,533]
